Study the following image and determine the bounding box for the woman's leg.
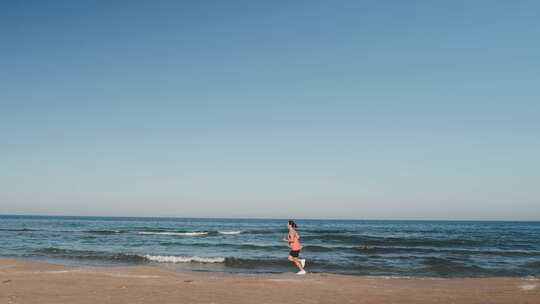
[294,257,304,271]
[288,255,304,271]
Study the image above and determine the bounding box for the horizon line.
[1,213,539,222]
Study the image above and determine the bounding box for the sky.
[1,1,539,220]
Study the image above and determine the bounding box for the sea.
[1,215,539,278]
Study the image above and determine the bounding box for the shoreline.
[1,258,539,303]
[6,256,538,279]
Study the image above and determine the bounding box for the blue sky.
[1,1,539,219]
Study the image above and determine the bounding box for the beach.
[3,1,539,303]
[1,258,538,304]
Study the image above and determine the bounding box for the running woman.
[285,220,306,275]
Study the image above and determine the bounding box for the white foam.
[523,276,539,281]
[139,231,208,236]
[520,284,537,291]
[218,230,242,235]
[143,255,225,263]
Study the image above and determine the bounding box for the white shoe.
[296,270,306,275]
[300,259,306,268]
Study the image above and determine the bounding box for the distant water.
[1,215,539,277]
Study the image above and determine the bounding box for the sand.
[0,258,538,304]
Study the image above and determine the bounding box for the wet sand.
[1,258,538,303]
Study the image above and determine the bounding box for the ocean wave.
[272,243,540,258]
[218,230,242,235]
[302,245,346,252]
[304,229,351,234]
[302,234,488,247]
[223,257,291,269]
[243,229,286,235]
[131,227,171,232]
[35,247,71,254]
[138,231,208,236]
[0,228,37,232]
[84,230,124,235]
[352,246,540,257]
[221,257,377,273]
[143,255,225,263]
[420,257,500,277]
[158,241,284,251]
[524,261,540,268]
[32,247,147,262]
[139,230,242,236]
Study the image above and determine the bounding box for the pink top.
[288,231,302,251]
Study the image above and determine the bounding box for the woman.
[285,220,306,275]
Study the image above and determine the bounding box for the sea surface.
[1,215,539,277]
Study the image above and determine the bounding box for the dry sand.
[1,258,538,304]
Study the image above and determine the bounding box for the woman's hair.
[288,220,298,228]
